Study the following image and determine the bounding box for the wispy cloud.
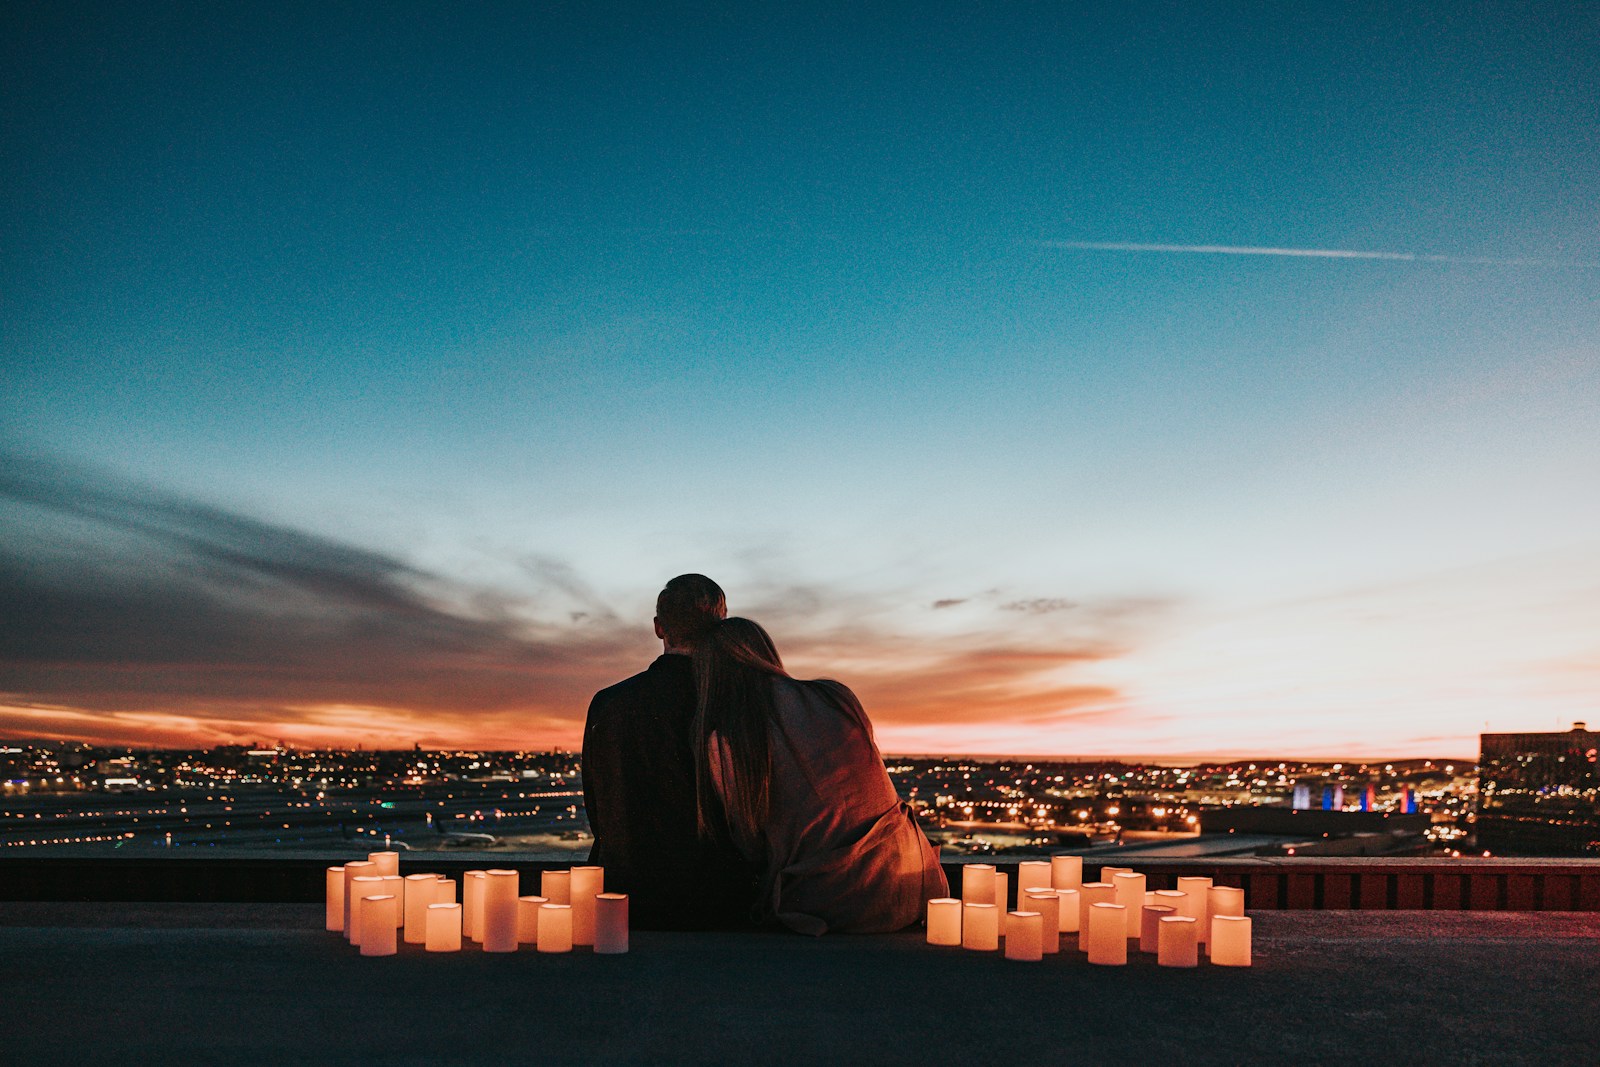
[1041,240,1600,269]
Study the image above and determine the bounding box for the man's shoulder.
[589,656,692,716]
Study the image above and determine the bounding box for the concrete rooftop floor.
[2,904,1596,1066]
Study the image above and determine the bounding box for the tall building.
[1477,723,1600,855]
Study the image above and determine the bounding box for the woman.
[692,617,948,934]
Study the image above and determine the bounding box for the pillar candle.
[570,865,604,946]
[1077,883,1114,951]
[342,861,375,940]
[1206,886,1245,956]
[359,895,398,956]
[1157,915,1198,967]
[1154,888,1186,914]
[1023,889,1060,953]
[482,869,520,952]
[595,893,629,954]
[1016,861,1051,896]
[433,877,457,906]
[1144,891,1157,908]
[1004,912,1043,961]
[403,874,437,943]
[961,902,999,950]
[464,871,487,942]
[425,902,461,952]
[1055,888,1081,933]
[1099,865,1132,882]
[349,876,386,947]
[541,869,571,906]
[537,903,573,953]
[1175,877,1213,943]
[1050,855,1083,891]
[1086,903,1128,965]
[926,898,962,946]
[1112,872,1147,937]
[1210,915,1252,966]
[380,874,404,928]
[325,867,345,932]
[961,864,996,905]
[994,872,1009,912]
[1140,904,1175,953]
[367,851,400,878]
[517,896,547,944]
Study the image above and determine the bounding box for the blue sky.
[3,1,1598,754]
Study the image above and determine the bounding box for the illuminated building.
[1477,723,1600,856]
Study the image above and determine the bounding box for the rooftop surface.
[2,904,1596,1065]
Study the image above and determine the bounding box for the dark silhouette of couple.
[582,574,948,933]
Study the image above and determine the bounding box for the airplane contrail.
[1041,240,1599,269]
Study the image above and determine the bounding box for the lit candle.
[1099,866,1132,882]
[425,902,462,952]
[1051,855,1083,891]
[482,870,520,952]
[961,902,999,950]
[961,864,996,905]
[403,874,437,943]
[595,893,629,954]
[359,894,398,956]
[1112,872,1147,937]
[537,903,573,953]
[464,871,487,942]
[1055,888,1081,933]
[380,874,404,928]
[1077,883,1114,951]
[1016,861,1051,896]
[1004,911,1043,961]
[325,867,345,932]
[517,895,547,943]
[1210,915,1252,966]
[1158,914,1198,967]
[1023,889,1060,953]
[1206,886,1245,956]
[926,898,962,946]
[348,875,386,948]
[367,851,400,878]
[570,865,604,946]
[1086,902,1127,965]
[433,877,457,906]
[994,872,1009,912]
[1140,904,1175,953]
[541,869,571,906]
[342,861,375,940]
[1175,877,1213,943]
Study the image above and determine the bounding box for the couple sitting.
[582,574,948,934]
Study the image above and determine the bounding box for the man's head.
[654,574,727,652]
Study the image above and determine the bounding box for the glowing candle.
[1055,888,1081,933]
[1176,877,1213,943]
[367,851,400,878]
[1144,891,1157,908]
[1050,855,1083,891]
[570,865,604,946]
[595,893,629,954]
[541,869,571,906]
[1112,872,1147,936]
[1004,912,1043,961]
[962,864,996,905]
[359,894,398,956]
[1140,904,1175,953]
[482,869,520,952]
[961,903,999,950]
[325,867,345,932]
[1099,866,1132,882]
[1016,861,1051,896]
[1210,915,1252,966]
[926,898,962,946]
[1086,902,1128,965]
[1023,889,1060,953]
[349,875,386,948]
[537,903,573,953]
[342,861,375,940]
[1158,915,1198,967]
[464,871,487,942]
[380,874,404,928]
[403,874,436,943]
[425,902,462,952]
[1077,883,1115,951]
[994,872,1009,913]
[1206,886,1245,955]
[517,896,547,943]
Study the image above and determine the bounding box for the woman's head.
[694,616,784,677]
[692,617,787,841]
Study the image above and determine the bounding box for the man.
[581,574,756,928]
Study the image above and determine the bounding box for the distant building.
[1477,723,1600,856]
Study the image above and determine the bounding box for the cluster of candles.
[926,858,1253,967]
[324,852,629,958]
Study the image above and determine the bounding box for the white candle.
[1157,915,1198,967]
[517,896,547,943]
[570,865,604,946]
[380,874,404,928]
[367,851,400,878]
[464,871,487,942]
[1086,902,1128,965]
[433,877,457,906]
[325,867,345,932]
[482,869,520,953]
[1140,904,1175,953]
[1016,861,1051,896]
[1050,855,1083,891]
[1154,888,1186,915]
[994,872,1009,913]
[595,893,629,954]
[1206,886,1245,956]
[359,894,398,956]
[1175,877,1213,943]
[1099,866,1132,882]
[962,864,996,905]
[1004,911,1043,961]
[403,874,437,943]
[1210,915,1252,966]
[425,902,461,952]
[541,869,571,906]
[926,897,962,946]
[342,861,375,940]
[537,903,573,953]
[961,902,999,951]
[348,875,386,947]
[1077,883,1114,951]
[1023,889,1060,953]
[1055,888,1081,933]
[1112,872,1147,937]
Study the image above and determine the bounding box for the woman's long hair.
[692,617,788,843]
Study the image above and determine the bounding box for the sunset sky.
[3,2,1597,758]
